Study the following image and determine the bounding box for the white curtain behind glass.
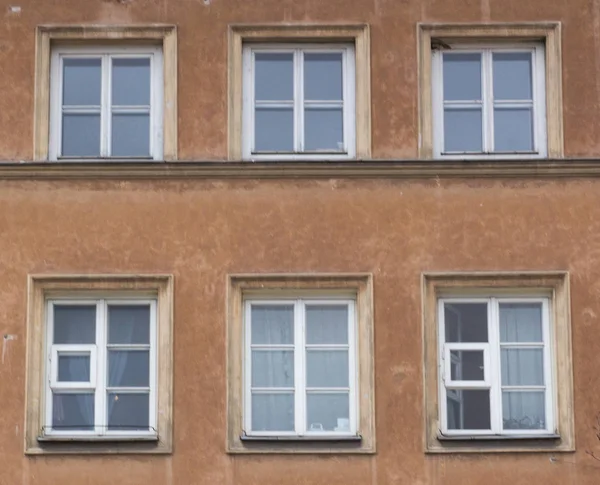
[500,303,546,430]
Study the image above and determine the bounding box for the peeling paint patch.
[2,334,16,364]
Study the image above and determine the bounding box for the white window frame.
[438,296,555,437]
[432,43,547,159]
[44,298,158,439]
[242,44,356,161]
[243,297,358,437]
[49,45,164,161]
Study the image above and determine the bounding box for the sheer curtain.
[500,303,546,430]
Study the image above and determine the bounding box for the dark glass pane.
[444,303,488,343]
[107,392,149,431]
[52,393,94,431]
[53,305,96,344]
[108,305,150,344]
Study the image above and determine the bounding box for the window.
[244,298,356,436]
[46,299,156,437]
[422,272,574,453]
[242,45,355,160]
[34,25,177,161]
[228,25,371,161]
[49,46,163,160]
[417,23,563,160]
[25,275,174,454]
[439,297,552,435]
[432,46,546,158]
[227,274,375,453]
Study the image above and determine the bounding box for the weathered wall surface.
[1,0,600,483]
[0,0,599,160]
[0,177,599,484]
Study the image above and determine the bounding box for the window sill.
[240,434,362,442]
[437,433,560,441]
[38,435,159,443]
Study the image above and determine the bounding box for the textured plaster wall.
[0,178,599,484]
[0,0,600,483]
[0,0,599,159]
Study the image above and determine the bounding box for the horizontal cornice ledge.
[1,159,600,180]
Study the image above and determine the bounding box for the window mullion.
[295,49,304,153]
[542,298,554,432]
[95,300,107,435]
[483,50,494,153]
[101,55,111,157]
[348,301,358,434]
[294,300,306,435]
[489,298,503,434]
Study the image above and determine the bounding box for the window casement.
[244,298,357,437]
[242,44,356,160]
[432,44,547,159]
[227,274,375,454]
[25,274,173,455]
[45,298,157,438]
[439,297,554,436]
[49,46,163,160]
[422,272,574,453]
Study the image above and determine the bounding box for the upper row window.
[242,45,356,160]
[432,45,546,159]
[49,46,163,160]
[40,26,559,162]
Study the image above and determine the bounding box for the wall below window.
[1,175,599,484]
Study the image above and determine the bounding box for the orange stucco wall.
[1,0,600,484]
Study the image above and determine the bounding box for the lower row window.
[439,297,553,436]
[46,298,157,437]
[244,298,357,436]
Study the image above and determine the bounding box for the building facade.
[0,0,599,484]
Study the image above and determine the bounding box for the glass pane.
[493,52,533,100]
[500,303,543,342]
[107,392,149,431]
[251,393,294,431]
[444,108,482,152]
[306,393,349,432]
[304,108,344,151]
[443,53,482,101]
[494,108,534,152]
[306,350,349,387]
[446,389,491,430]
[52,393,94,431]
[62,58,101,106]
[108,305,150,344]
[111,113,150,157]
[254,108,293,152]
[250,305,294,345]
[255,53,294,101]
[251,350,294,387]
[304,53,343,100]
[62,113,101,157]
[501,348,544,386]
[54,305,96,344]
[112,58,151,106]
[444,303,488,343]
[450,350,484,381]
[306,304,348,344]
[108,350,149,387]
[503,391,546,430]
[57,354,90,382]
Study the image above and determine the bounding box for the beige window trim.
[33,25,178,161]
[228,24,371,160]
[418,22,563,159]
[25,274,174,454]
[226,273,375,453]
[422,271,574,453]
